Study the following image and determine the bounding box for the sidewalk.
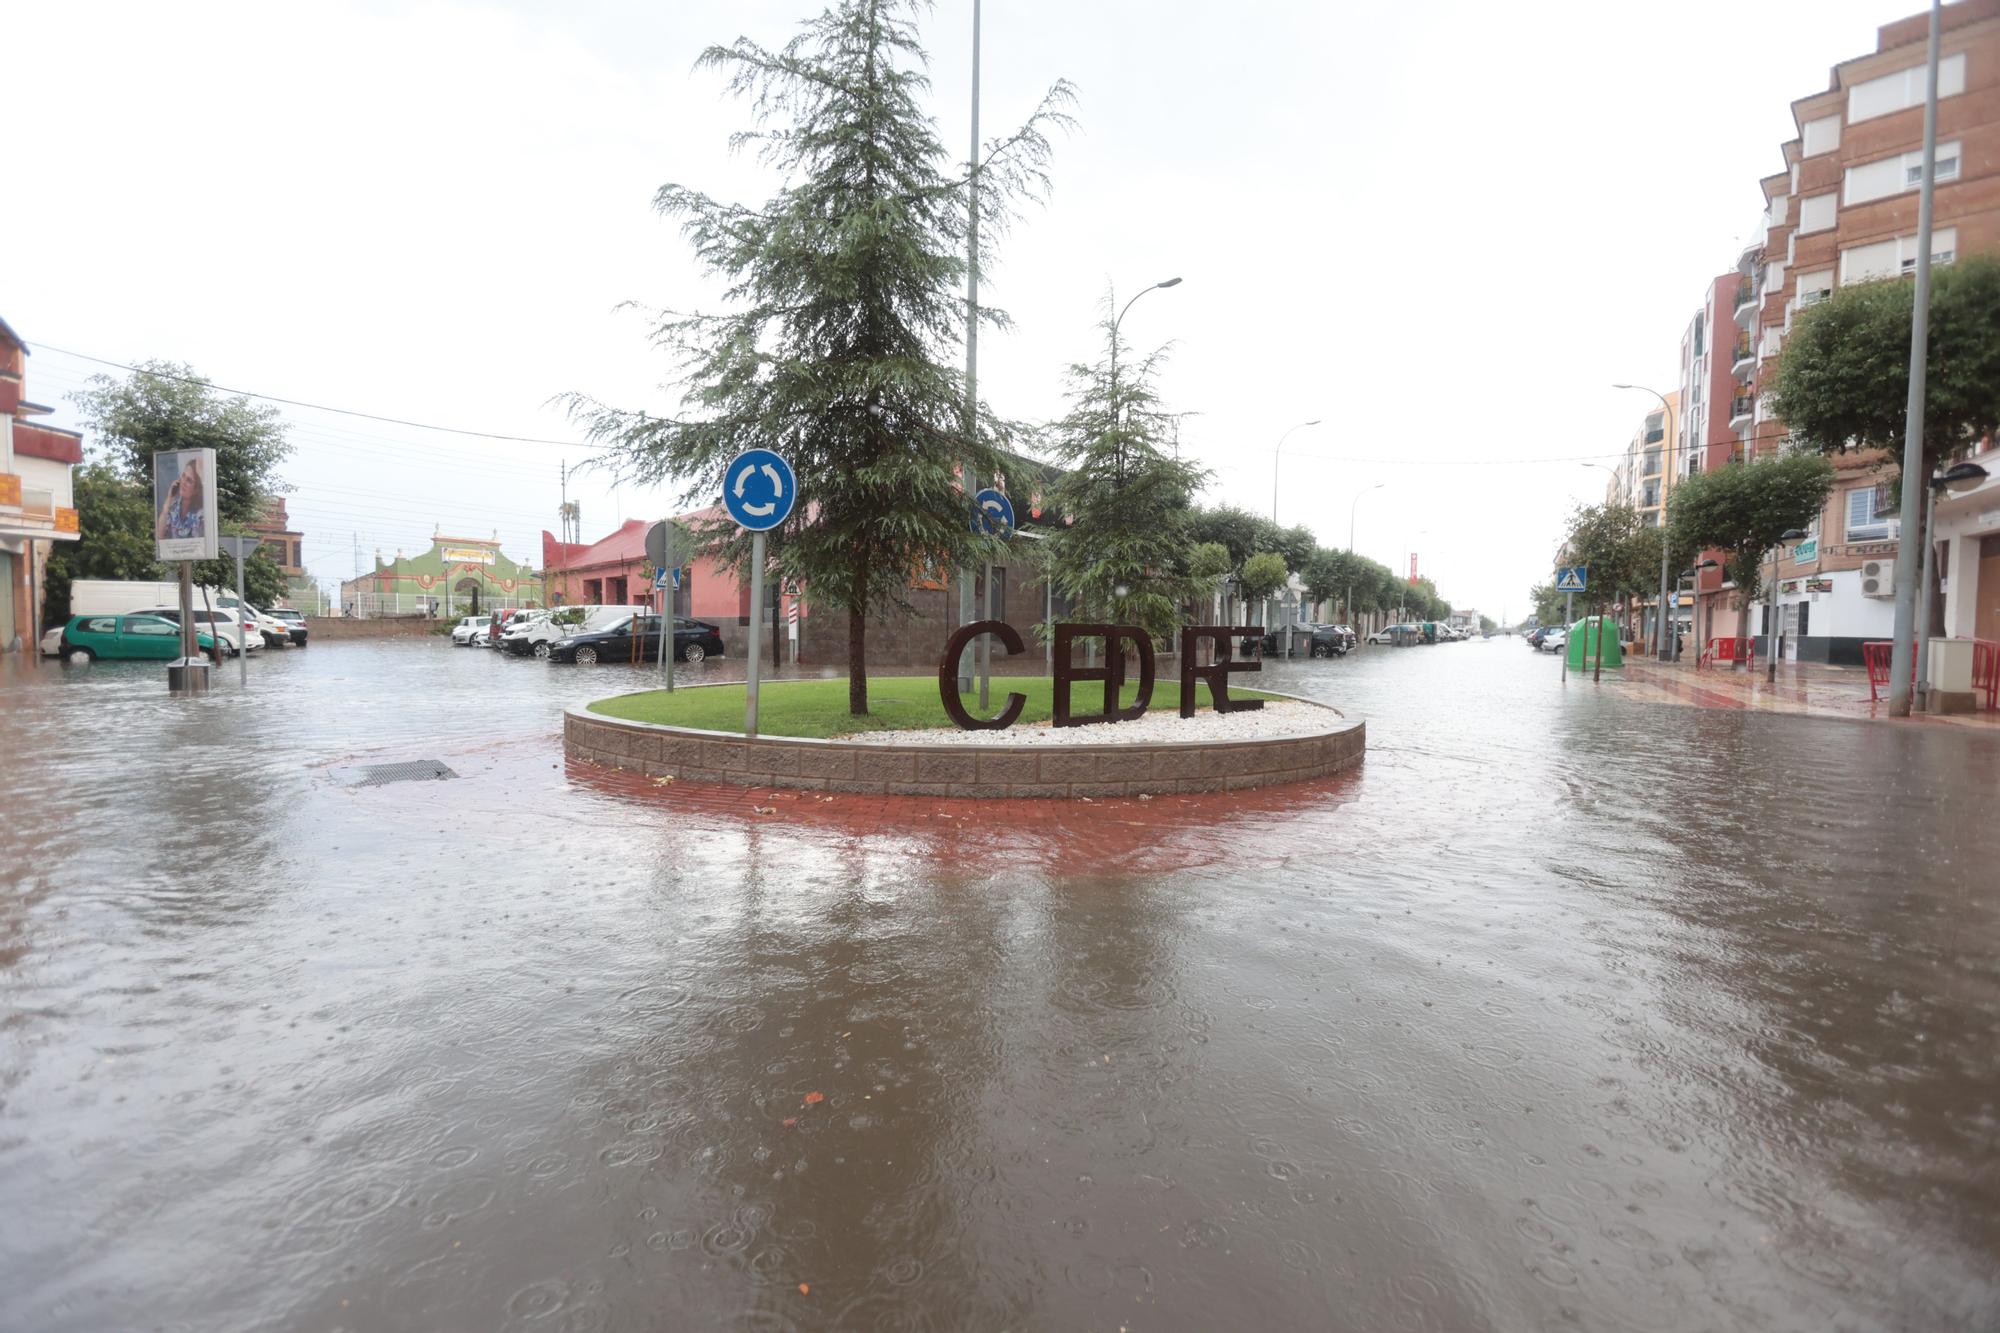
[1610,657,2000,731]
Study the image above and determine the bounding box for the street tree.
[1039,296,1211,644]
[1237,551,1288,627]
[1185,505,1269,570]
[1769,255,2000,476]
[1667,453,1835,663]
[48,365,294,625]
[1184,540,1233,621]
[565,0,1073,715]
[1301,548,1345,619]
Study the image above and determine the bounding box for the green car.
[59,613,219,663]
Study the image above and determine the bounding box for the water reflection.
[1,638,1996,1330]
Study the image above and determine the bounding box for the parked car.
[1324,624,1358,650]
[265,606,309,646]
[240,604,293,648]
[450,614,491,646]
[1243,623,1349,658]
[40,624,66,657]
[505,606,631,658]
[488,608,535,648]
[1540,629,1568,654]
[1526,626,1550,648]
[58,613,220,663]
[142,607,258,655]
[546,614,725,665]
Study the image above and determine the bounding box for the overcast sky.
[7,0,1913,619]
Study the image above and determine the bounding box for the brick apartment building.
[1602,391,1682,640]
[1688,0,2000,666]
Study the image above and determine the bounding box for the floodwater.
[2,636,1996,1331]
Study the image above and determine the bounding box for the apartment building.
[1725,0,2000,665]
[1603,391,1683,527]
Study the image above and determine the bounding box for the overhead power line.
[27,341,605,451]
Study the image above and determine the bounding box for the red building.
[1,316,83,651]
[542,509,777,656]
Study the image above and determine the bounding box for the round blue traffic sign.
[723,449,796,531]
[973,487,1014,538]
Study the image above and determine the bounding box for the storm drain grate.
[340,759,460,787]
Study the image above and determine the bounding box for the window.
[1644,414,1664,445]
[1906,153,1959,185]
[1798,193,1837,235]
[1846,141,1960,205]
[1848,52,1965,122]
[1846,486,1898,541]
[1795,268,1834,306]
[1801,113,1842,157]
[1692,313,1705,357]
[1842,228,1956,284]
[1900,248,1955,274]
[82,617,118,633]
[127,619,175,636]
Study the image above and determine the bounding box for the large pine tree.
[1039,294,1210,643]
[569,0,1072,713]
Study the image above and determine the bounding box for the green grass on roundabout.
[586,675,1280,740]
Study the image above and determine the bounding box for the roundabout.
[565,677,1365,799]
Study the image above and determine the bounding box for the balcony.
[1731,339,1755,372]
[1729,395,1756,428]
[1734,281,1758,326]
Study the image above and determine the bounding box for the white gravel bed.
[838,699,1339,746]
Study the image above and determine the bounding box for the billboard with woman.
[153,448,219,561]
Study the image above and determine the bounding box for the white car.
[1541,630,1568,653]
[451,615,492,645]
[240,604,293,647]
[504,606,615,658]
[142,607,261,654]
[40,625,66,657]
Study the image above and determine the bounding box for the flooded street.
[2,637,1996,1331]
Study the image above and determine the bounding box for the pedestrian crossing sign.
[1556,565,1588,592]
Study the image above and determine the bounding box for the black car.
[1243,623,1348,659]
[545,614,726,665]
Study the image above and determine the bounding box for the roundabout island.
[565,676,1365,799]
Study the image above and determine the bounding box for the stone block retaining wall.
[564,706,1365,799]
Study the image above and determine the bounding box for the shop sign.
[443,547,497,565]
[1791,537,1817,562]
[1805,578,1833,594]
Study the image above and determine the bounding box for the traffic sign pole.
[980,559,993,711]
[656,520,673,691]
[745,532,766,738]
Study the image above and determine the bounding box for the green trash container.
[1565,616,1622,671]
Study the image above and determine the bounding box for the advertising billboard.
[153,448,219,562]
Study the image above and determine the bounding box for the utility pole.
[956,0,981,696]
[1888,0,1942,717]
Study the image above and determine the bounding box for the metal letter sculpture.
[938,620,1028,729]
[1177,627,1266,718]
[1052,624,1156,728]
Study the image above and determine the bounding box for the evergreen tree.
[1039,294,1211,642]
[567,0,1073,714]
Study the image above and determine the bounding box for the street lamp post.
[1614,383,1678,662]
[1348,484,1383,639]
[1766,528,1810,682]
[1108,277,1182,489]
[1272,419,1322,524]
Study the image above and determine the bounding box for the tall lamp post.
[1108,277,1183,488]
[1765,527,1810,682]
[1614,383,1677,661]
[1348,484,1383,637]
[1272,419,1322,524]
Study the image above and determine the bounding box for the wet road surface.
[2,636,1997,1331]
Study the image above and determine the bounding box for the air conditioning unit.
[1860,559,1896,598]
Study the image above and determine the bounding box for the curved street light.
[1272,419,1323,523]
[1108,277,1183,488]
